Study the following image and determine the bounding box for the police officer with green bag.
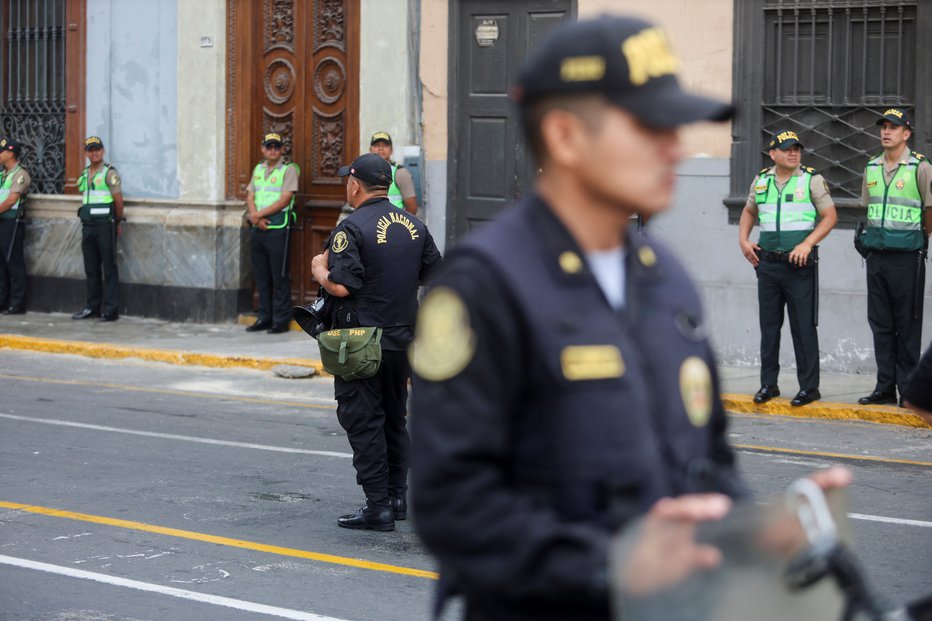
[856,109,932,407]
[310,152,442,532]
[738,130,837,407]
[245,133,299,334]
[72,136,124,321]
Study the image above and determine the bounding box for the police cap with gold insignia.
[84,136,104,150]
[370,131,392,146]
[262,132,284,147]
[0,137,21,157]
[876,108,911,128]
[512,15,733,127]
[768,129,804,151]
[337,152,392,188]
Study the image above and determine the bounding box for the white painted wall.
[176,0,226,201]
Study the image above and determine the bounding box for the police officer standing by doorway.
[857,109,932,407]
[0,138,32,315]
[408,16,760,621]
[311,152,442,531]
[72,136,124,322]
[738,130,837,406]
[245,133,299,334]
[368,132,419,215]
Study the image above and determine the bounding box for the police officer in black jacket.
[408,15,768,621]
[311,152,442,532]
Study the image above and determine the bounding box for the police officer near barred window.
[738,131,838,407]
[0,138,32,315]
[408,16,753,621]
[369,132,419,215]
[72,136,124,322]
[311,152,442,531]
[245,133,299,334]
[856,109,932,407]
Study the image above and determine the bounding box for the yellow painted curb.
[722,393,931,429]
[0,334,326,375]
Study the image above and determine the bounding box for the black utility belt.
[863,248,924,255]
[759,250,815,263]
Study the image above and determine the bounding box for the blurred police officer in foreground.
[738,130,837,407]
[369,132,419,215]
[856,109,931,407]
[245,133,299,334]
[0,138,32,314]
[408,15,750,621]
[311,153,442,531]
[903,341,932,426]
[72,136,124,321]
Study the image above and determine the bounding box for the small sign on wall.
[475,19,499,47]
[200,36,214,48]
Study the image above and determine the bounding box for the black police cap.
[337,152,392,188]
[0,137,22,157]
[876,108,912,129]
[513,15,733,128]
[769,130,805,151]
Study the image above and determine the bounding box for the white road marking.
[848,513,932,528]
[0,554,350,621]
[0,413,352,459]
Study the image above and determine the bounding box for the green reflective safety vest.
[252,161,299,229]
[0,164,23,220]
[754,168,817,251]
[387,164,404,209]
[77,164,114,222]
[863,151,925,251]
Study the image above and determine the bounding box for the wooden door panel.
[227,0,359,307]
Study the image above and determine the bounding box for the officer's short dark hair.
[351,175,388,194]
[522,93,610,164]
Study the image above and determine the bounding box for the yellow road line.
[0,372,334,411]
[722,393,930,429]
[0,334,325,375]
[0,500,438,581]
[734,444,932,467]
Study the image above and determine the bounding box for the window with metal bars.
[727,0,931,223]
[0,0,67,194]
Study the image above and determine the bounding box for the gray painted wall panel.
[86,0,179,198]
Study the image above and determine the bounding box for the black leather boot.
[337,505,395,531]
[390,495,407,521]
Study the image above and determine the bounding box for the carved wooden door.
[227,0,359,306]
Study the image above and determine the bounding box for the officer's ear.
[540,108,590,169]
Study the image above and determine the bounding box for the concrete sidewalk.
[0,311,927,428]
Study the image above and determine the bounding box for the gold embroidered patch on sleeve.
[680,356,712,427]
[409,287,476,381]
[331,231,349,254]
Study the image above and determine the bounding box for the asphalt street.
[1,350,930,620]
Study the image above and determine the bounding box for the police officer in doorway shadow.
[738,131,837,407]
[369,132,419,215]
[72,136,124,322]
[311,152,442,531]
[0,138,32,314]
[856,109,932,407]
[245,133,299,334]
[406,15,840,621]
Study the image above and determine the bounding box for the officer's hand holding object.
[788,241,813,266]
[740,238,761,266]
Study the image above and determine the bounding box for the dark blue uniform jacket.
[410,194,746,621]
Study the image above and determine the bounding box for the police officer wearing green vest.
[72,136,124,321]
[369,132,418,215]
[856,109,932,407]
[739,130,837,407]
[245,133,299,333]
[0,138,32,314]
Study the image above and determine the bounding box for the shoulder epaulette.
[759,167,770,175]
[912,151,926,161]
[803,166,815,174]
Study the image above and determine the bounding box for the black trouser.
[757,257,819,390]
[866,251,925,396]
[81,221,120,315]
[0,219,26,311]
[249,227,291,327]
[334,350,411,509]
